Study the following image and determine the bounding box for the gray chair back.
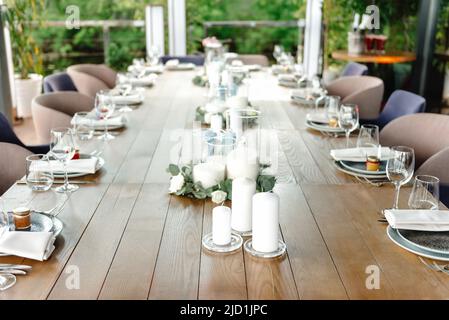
[0,142,32,195]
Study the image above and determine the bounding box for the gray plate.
[387,226,449,261]
[340,160,387,175]
[397,229,449,255]
[334,161,387,179]
[8,212,53,232]
[305,120,346,133]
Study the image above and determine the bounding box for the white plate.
[305,120,346,134]
[334,161,387,179]
[52,154,104,178]
[339,160,387,175]
[387,226,449,261]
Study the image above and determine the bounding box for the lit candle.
[252,192,280,253]
[231,177,256,233]
[193,162,225,189]
[212,205,232,245]
[210,114,223,132]
[226,147,259,181]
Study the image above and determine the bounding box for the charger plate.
[387,226,449,261]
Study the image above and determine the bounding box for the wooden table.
[2,70,449,300]
[332,50,416,64]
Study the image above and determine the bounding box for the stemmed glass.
[95,90,116,141]
[357,124,380,158]
[73,112,94,141]
[50,127,78,193]
[386,146,415,210]
[273,45,284,64]
[408,175,440,210]
[338,104,359,147]
[115,77,133,113]
[147,45,162,66]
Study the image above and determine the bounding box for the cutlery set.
[0,264,32,291]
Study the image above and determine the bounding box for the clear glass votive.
[225,108,261,152]
[204,130,236,163]
[26,154,54,192]
[73,112,94,141]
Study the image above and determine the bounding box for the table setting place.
[164,59,196,71]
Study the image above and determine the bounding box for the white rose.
[204,112,212,124]
[169,174,185,194]
[211,190,227,204]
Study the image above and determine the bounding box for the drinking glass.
[338,104,359,147]
[408,175,440,210]
[357,124,379,149]
[50,127,78,193]
[114,78,133,113]
[73,112,94,141]
[26,154,54,192]
[273,45,284,64]
[147,45,162,66]
[325,95,340,119]
[95,90,116,141]
[386,146,415,209]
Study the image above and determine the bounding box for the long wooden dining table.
[2,69,449,300]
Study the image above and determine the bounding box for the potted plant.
[4,0,44,118]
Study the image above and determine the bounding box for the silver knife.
[0,264,32,270]
[0,269,27,275]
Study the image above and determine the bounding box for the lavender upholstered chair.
[326,76,384,120]
[340,62,368,77]
[364,90,426,128]
[32,92,94,144]
[67,64,117,98]
[229,54,270,67]
[0,112,49,154]
[43,72,77,93]
[0,142,32,195]
[161,55,205,66]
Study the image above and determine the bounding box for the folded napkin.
[385,210,449,231]
[278,74,297,83]
[0,228,55,261]
[128,64,164,74]
[71,114,126,128]
[31,158,98,174]
[165,59,179,67]
[330,147,392,162]
[126,74,157,86]
[108,92,143,105]
[306,112,329,124]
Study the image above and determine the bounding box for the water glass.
[73,112,94,141]
[357,124,379,149]
[338,104,359,147]
[95,90,116,141]
[408,175,440,210]
[50,127,78,193]
[325,95,340,121]
[386,146,415,209]
[26,154,54,192]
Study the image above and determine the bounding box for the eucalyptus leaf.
[167,164,180,176]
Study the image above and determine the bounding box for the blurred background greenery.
[16,0,448,75]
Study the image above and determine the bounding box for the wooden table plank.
[148,197,204,299]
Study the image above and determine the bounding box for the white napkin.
[109,92,143,105]
[71,115,126,128]
[385,209,449,231]
[330,147,392,162]
[165,59,179,67]
[306,113,328,124]
[127,64,164,74]
[0,228,55,261]
[31,158,98,174]
[126,74,157,86]
[278,74,297,82]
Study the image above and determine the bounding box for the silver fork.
[418,257,449,274]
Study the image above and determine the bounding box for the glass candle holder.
[203,130,236,164]
[225,108,261,154]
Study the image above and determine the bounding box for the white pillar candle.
[212,205,232,245]
[229,109,243,140]
[231,177,256,233]
[210,114,223,132]
[226,147,259,181]
[252,192,280,253]
[227,96,248,109]
[193,162,225,189]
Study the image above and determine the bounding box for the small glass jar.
[366,155,380,172]
[13,207,31,231]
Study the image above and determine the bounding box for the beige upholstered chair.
[326,76,384,120]
[32,92,94,144]
[230,54,270,67]
[0,142,32,195]
[67,64,117,98]
[380,113,449,168]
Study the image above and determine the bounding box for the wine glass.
[357,124,380,158]
[386,146,415,210]
[115,77,133,113]
[50,127,78,193]
[73,112,94,141]
[147,45,162,66]
[338,104,359,147]
[408,175,440,210]
[273,45,284,64]
[95,90,116,141]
